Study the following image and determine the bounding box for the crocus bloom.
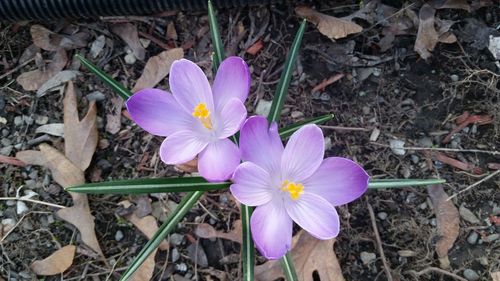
[230,116,369,259]
[126,57,250,181]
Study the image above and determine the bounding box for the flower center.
[281,180,304,200]
[192,103,213,130]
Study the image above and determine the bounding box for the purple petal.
[212,56,250,111]
[160,131,208,164]
[230,162,273,206]
[281,125,324,182]
[126,88,195,136]
[169,59,214,114]
[198,138,240,182]
[285,192,339,239]
[218,98,247,138]
[240,116,284,176]
[251,199,292,259]
[303,157,369,206]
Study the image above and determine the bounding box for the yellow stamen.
[281,180,304,200]
[192,103,213,130]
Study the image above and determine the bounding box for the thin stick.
[447,169,500,201]
[367,203,393,281]
[371,142,500,155]
[320,125,370,132]
[0,57,35,81]
[408,267,467,281]
[0,197,66,209]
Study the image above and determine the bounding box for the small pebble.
[14,116,23,127]
[411,155,420,164]
[471,124,477,134]
[175,263,187,272]
[170,233,184,246]
[255,100,272,117]
[430,218,437,226]
[171,248,180,263]
[35,115,49,125]
[484,233,499,242]
[87,91,107,102]
[467,232,479,245]
[377,212,388,220]
[2,129,9,137]
[319,92,331,101]
[115,230,124,241]
[418,137,433,148]
[389,139,406,156]
[22,115,33,125]
[419,202,427,210]
[463,269,480,281]
[324,137,332,151]
[362,106,371,115]
[358,91,366,97]
[360,251,376,265]
[459,205,481,224]
[1,138,12,146]
[0,146,13,156]
[291,111,304,118]
[124,52,137,64]
[451,74,459,82]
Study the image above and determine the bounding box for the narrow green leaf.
[207,0,225,72]
[280,252,298,281]
[67,177,230,194]
[368,178,446,189]
[241,204,254,281]
[75,54,132,100]
[268,20,307,123]
[120,191,203,280]
[279,114,334,139]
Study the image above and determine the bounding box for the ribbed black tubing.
[0,0,267,21]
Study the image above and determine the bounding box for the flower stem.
[280,252,298,281]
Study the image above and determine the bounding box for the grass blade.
[208,0,225,72]
[279,114,334,139]
[241,204,254,281]
[75,54,132,100]
[280,252,298,281]
[67,177,230,194]
[120,191,203,280]
[268,19,307,123]
[368,178,446,189]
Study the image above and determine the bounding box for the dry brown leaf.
[432,0,471,11]
[255,231,344,281]
[31,25,89,51]
[64,81,98,171]
[296,6,362,40]
[414,4,439,59]
[132,48,183,92]
[491,272,500,281]
[427,185,459,269]
[16,49,68,91]
[30,245,76,275]
[119,201,169,250]
[130,249,157,281]
[175,158,198,173]
[105,97,124,135]
[195,220,242,244]
[111,23,146,60]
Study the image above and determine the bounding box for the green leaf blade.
[208,0,225,72]
[120,191,203,280]
[241,204,255,281]
[75,54,132,100]
[268,20,307,123]
[368,178,446,189]
[280,252,298,281]
[67,177,231,194]
[278,114,334,139]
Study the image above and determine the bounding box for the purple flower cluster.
[126,57,369,259]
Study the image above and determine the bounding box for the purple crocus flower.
[126,57,250,182]
[230,116,369,259]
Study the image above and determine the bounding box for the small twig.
[408,267,467,281]
[367,203,393,281]
[371,142,500,155]
[0,57,35,81]
[1,211,51,243]
[138,31,170,50]
[0,197,66,209]
[447,169,500,201]
[320,125,371,132]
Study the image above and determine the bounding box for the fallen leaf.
[296,6,362,40]
[195,220,242,244]
[431,0,471,11]
[414,4,439,59]
[119,201,169,250]
[427,185,459,269]
[255,231,345,281]
[19,44,40,64]
[175,158,198,173]
[35,123,65,137]
[30,245,76,275]
[443,113,492,144]
[130,249,157,281]
[131,48,183,92]
[36,70,80,97]
[492,272,500,281]
[111,23,146,60]
[105,97,124,135]
[31,25,89,51]
[0,155,26,167]
[167,21,178,40]
[246,39,264,55]
[64,81,98,171]
[17,49,68,91]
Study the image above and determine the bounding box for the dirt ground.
[0,1,499,281]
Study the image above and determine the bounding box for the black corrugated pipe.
[0,0,269,22]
